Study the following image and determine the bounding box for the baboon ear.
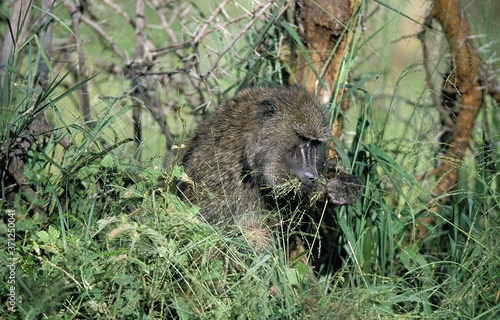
[261,100,275,117]
[326,175,362,205]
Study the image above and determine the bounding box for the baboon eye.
[261,100,275,117]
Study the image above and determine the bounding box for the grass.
[1,0,499,318]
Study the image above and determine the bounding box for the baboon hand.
[326,174,363,205]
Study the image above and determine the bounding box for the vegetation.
[1,0,499,318]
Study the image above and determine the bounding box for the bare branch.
[103,0,136,28]
[193,0,233,44]
[79,14,128,64]
[62,0,92,123]
[204,0,274,78]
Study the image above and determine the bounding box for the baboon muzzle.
[287,140,319,186]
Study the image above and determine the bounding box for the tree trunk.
[293,0,357,99]
[429,0,484,195]
[291,0,360,158]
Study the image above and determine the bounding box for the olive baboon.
[179,86,362,263]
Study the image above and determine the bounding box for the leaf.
[399,246,432,277]
[284,266,300,286]
[48,225,60,241]
[100,154,117,169]
[362,143,427,210]
[363,144,415,184]
[36,230,50,243]
[340,73,378,102]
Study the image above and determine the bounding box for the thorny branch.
[0,0,284,219]
[205,1,274,79]
[68,0,280,161]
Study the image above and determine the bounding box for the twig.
[62,0,91,123]
[78,14,128,63]
[205,0,274,78]
[151,0,258,58]
[418,19,455,128]
[151,0,182,58]
[131,0,146,153]
[29,252,85,291]
[102,0,136,28]
[193,0,233,44]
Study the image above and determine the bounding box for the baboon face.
[236,86,330,189]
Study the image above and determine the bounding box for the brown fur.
[179,86,361,255]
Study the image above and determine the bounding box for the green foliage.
[1,0,499,319]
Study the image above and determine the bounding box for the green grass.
[1,0,499,318]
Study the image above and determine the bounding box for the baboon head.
[232,86,330,190]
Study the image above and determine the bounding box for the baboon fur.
[179,86,362,266]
